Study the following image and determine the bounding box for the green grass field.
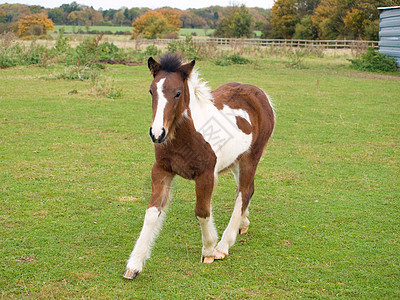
[0,56,399,298]
[53,25,133,33]
[53,26,262,37]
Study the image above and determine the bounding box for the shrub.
[98,42,123,60]
[167,35,202,60]
[53,29,70,54]
[228,54,252,64]
[0,33,53,68]
[54,65,100,81]
[144,45,161,57]
[214,54,252,66]
[88,76,123,99]
[349,47,398,73]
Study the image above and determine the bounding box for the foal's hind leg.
[215,158,256,259]
[231,165,251,236]
[124,163,174,279]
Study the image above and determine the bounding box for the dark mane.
[159,53,183,73]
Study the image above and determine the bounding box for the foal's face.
[147,56,195,144]
[149,72,185,143]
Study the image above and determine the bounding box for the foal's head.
[148,54,195,143]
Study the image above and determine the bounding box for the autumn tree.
[0,8,7,23]
[214,5,253,38]
[311,0,347,39]
[271,0,299,38]
[310,0,400,40]
[181,10,207,28]
[132,9,182,39]
[157,8,182,29]
[189,7,221,29]
[17,13,54,37]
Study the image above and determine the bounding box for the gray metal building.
[379,6,400,68]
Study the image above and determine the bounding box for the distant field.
[52,26,262,37]
[179,27,214,36]
[53,25,132,34]
[52,26,213,36]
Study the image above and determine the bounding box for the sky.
[1,0,275,10]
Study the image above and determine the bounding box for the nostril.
[149,127,156,142]
[159,128,166,140]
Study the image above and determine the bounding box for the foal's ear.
[148,57,161,77]
[179,60,195,80]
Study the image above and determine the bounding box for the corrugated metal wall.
[379,6,400,68]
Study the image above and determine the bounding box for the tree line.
[1,1,399,40]
[270,0,400,41]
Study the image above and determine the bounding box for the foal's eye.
[149,89,153,95]
[175,92,181,98]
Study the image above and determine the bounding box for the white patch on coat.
[188,70,253,174]
[151,78,167,139]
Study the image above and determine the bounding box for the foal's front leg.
[195,171,218,264]
[124,163,174,279]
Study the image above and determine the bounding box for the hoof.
[123,269,140,279]
[201,256,215,264]
[215,250,227,260]
[239,226,249,235]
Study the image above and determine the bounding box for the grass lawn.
[0,55,399,298]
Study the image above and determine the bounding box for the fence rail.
[136,37,379,50]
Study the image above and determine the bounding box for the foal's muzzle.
[149,127,166,143]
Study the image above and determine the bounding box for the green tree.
[271,0,299,39]
[312,0,343,39]
[29,5,43,14]
[293,15,317,39]
[297,0,321,17]
[214,5,253,38]
[123,8,146,25]
[47,8,64,25]
[113,10,126,26]
[60,1,81,14]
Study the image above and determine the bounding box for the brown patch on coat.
[235,116,252,134]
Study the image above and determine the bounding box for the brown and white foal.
[124,54,275,279]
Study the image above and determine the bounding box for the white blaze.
[151,78,167,139]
